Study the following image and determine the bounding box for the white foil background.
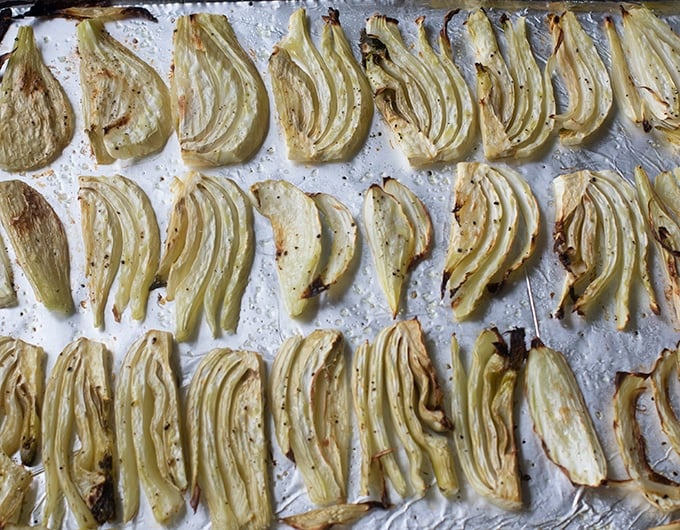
[0,1,678,528]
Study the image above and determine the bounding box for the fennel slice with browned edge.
[0,26,74,172]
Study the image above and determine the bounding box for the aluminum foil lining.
[0,1,678,528]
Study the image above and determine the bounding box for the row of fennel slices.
[5,160,680,338]
[2,5,680,171]
[5,321,680,528]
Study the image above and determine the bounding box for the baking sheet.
[0,1,679,528]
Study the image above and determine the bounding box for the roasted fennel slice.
[650,343,680,458]
[0,238,16,308]
[271,329,350,506]
[172,13,269,166]
[0,451,31,528]
[364,179,431,318]
[614,370,680,512]
[361,12,474,166]
[450,328,526,510]
[635,166,680,328]
[77,18,172,163]
[42,338,114,529]
[0,180,72,314]
[0,336,45,466]
[442,162,539,320]
[526,338,606,487]
[466,10,554,159]
[251,180,356,317]
[158,172,254,340]
[0,26,74,171]
[553,169,657,329]
[79,175,160,328]
[116,330,186,523]
[281,502,382,530]
[308,192,357,297]
[187,347,271,529]
[547,12,612,145]
[606,7,680,145]
[352,319,456,501]
[269,8,372,162]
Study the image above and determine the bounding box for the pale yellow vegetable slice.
[270,330,349,506]
[0,338,44,466]
[172,13,268,166]
[443,162,538,320]
[307,193,356,298]
[613,371,680,512]
[0,451,31,528]
[467,10,553,159]
[363,184,415,318]
[281,502,382,530]
[0,26,74,171]
[0,180,72,314]
[79,175,160,326]
[525,338,606,486]
[548,12,612,145]
[382,177,432,265]
[251,180,322,317]
[42,338,114,529]
[78,18,172,163]
[217,179,255,332]
[607,6,680,144]
[187,348,271,529]
[159,173,254,339]
[269,8,372,162]
[553,170,657,328]
[78,186,120,328]
[0,238,15,308]
[604,16,645,128]
[452,169,517,320]
[351,340,379,497]
[353,320,455,500]
[650,345,680,457]
[361,12,474,166]
[115,330,186,523]
[451,329,525,510]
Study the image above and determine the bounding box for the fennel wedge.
[269,8,372,162]
[78,18,172,163]
[187,347,271,529]
[251,180,356,317]
[547,12,612,145]
[361,12,475,166]
[271,329,350,506]
[364,179,432,318]
[352,319,456,501]
[0,180,73,314]
[525,338,606,487]
[466,10,554,159]
[635,166,680,329]
[442,162,539,320]
[606,6,680,146]
[172,13,269,166]
[0,25,74,171]
[553,169,657,329]
[0,336,44,526]
[79,175,160,328]
[0,336,45,466]
[115,330,187,523]
[450,328,526,510]
[42,338,115,529]
[158,172,254,340]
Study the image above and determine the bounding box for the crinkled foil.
[0,1,679,528]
